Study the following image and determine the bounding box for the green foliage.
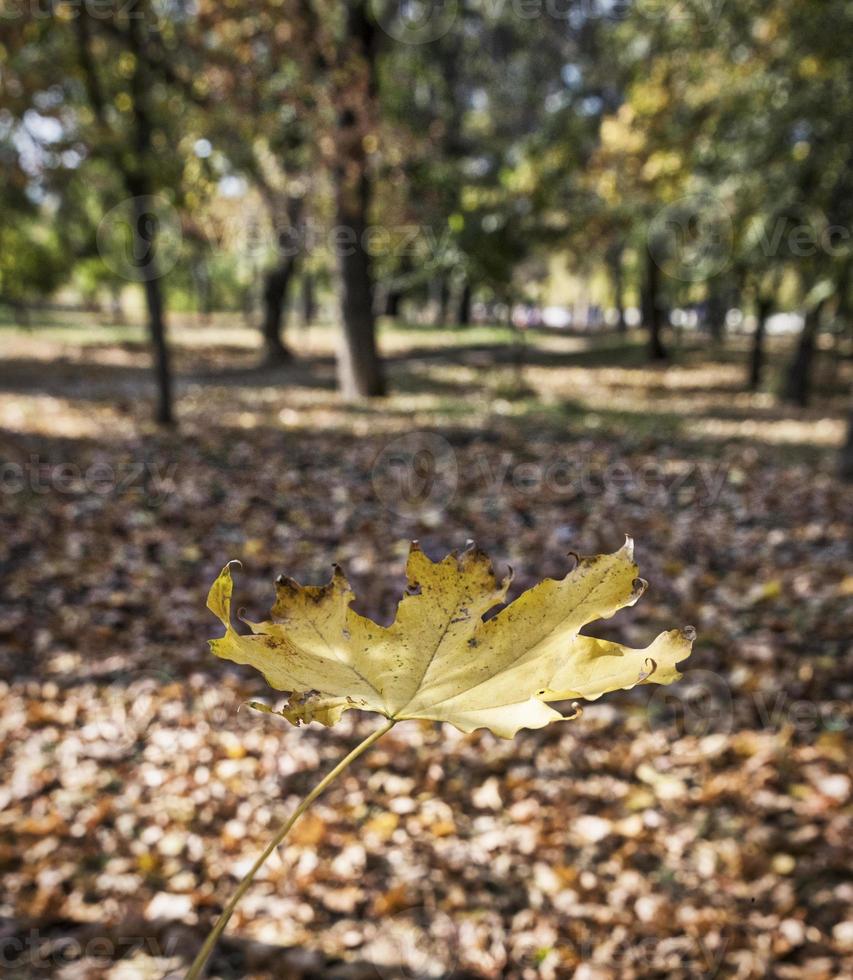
[2,0,850,357]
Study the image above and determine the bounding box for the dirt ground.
[0,319,850,978]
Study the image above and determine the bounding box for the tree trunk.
[75,4,173,424]
[748,295,771,391]
[131,195,174,426]
[457,281,472,327]
[261,260,295,364]
[783,299,826,406]
[260,193,302,362]
[606,244,626,332]
[643,248,668,360]
[384,286,401,319]
[126,5,173,427]
[706,280,726,344]
[336,181,385,397]
[193,258,212,326]
[383,253,412,319]
[333,0,385,399]
[301,272,316,326]
[439,278,451,326]
[430,277,451,326]
[4,299,31,328]
[840,409,853,481]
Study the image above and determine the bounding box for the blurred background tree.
[1,0,850,427]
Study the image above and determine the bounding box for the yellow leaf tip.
[565,702,583,721]
[275,574,300,594]
[243,700,273,715]
[458,541,490,564]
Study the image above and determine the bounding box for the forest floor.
[0,317,851,979]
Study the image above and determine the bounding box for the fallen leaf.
[208,539,693,738]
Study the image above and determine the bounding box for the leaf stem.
[185,717,396,980]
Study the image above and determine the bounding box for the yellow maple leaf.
[207,538,693,738]
[189,539,696,977]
